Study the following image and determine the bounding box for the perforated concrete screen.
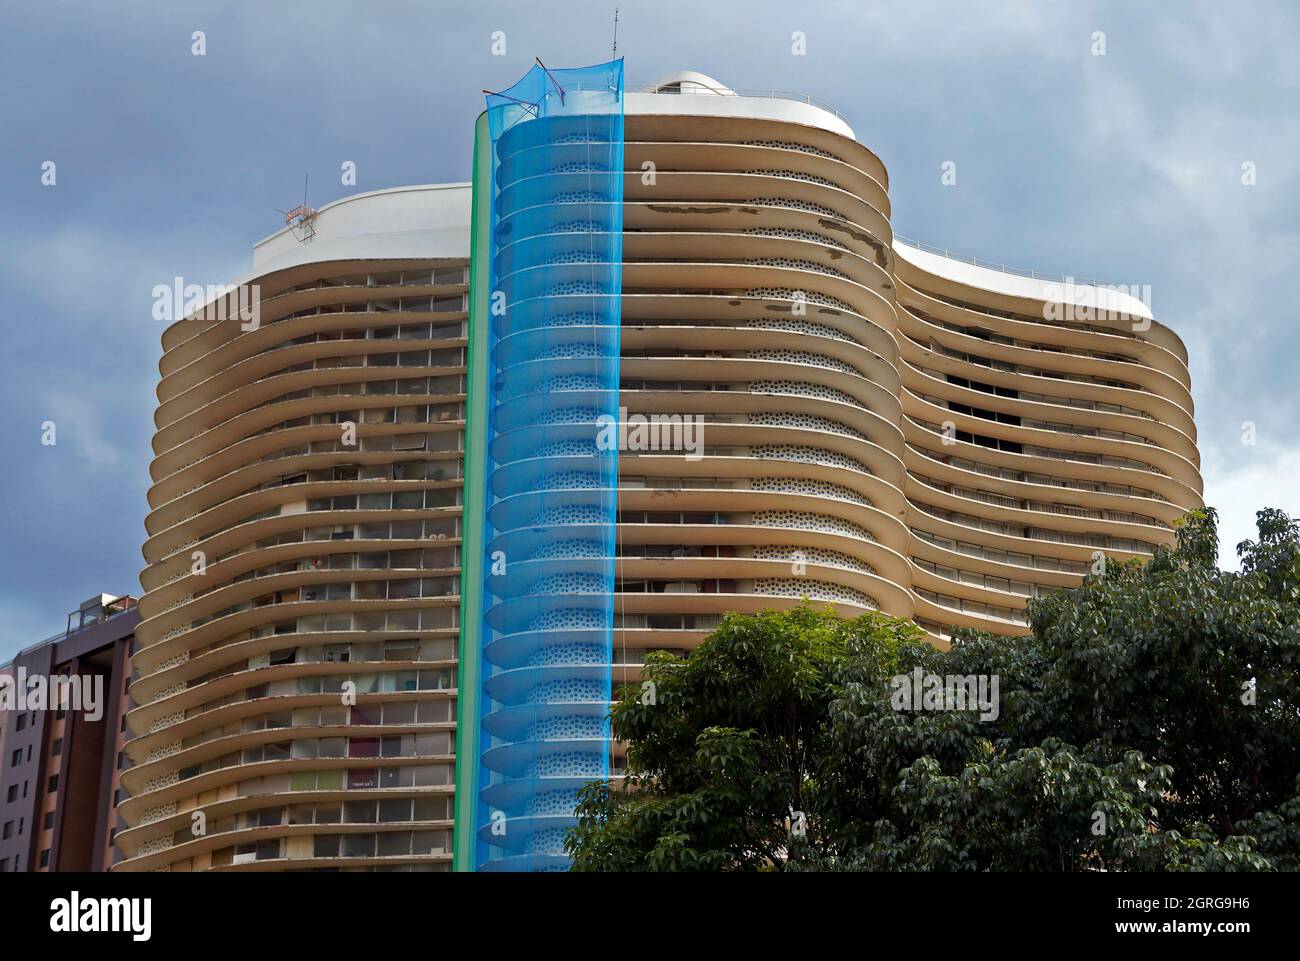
[462,59,625,871]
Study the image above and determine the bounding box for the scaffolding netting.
[471,58,624,871]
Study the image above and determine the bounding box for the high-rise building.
[115,187,470,872]
[0,593,138,872]
[116,67,1200,872]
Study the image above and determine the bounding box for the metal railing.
[1,604,138,671]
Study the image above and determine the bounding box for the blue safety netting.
[473,59,624,871]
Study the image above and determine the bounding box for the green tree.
[565,606,920,870]
[566,508,1300,871]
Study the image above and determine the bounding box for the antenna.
[612,7,619,60]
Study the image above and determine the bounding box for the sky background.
[1,0,1297,659]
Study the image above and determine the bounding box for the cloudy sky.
[1,0,1297,659]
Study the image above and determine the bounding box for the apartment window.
[342,833,376,858]
[377,832,411,857]
[5,786,15,802]
[43,812,54,830]
[15,714,25,731]
[347,769,378,790]
[2,821,12,840]
[384,639,419,662]
[313,835,339,858]
[0,859,8,873]
[39,849,50,868]
[51,738,62,757]
[256,808,283,828]
[47,775,58,793]
[414,796,447,821]
[9,749,20,767]
[348,738,379,759]
[378,799,411,823]
[255,840,280,861]
[344,801,377,824]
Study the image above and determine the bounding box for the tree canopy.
[565,508,1300,871]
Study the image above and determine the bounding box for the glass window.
[382,639,418,660]
[413,797,444,822]
[313,835,340,858]
[347,768,378,790]
[317,770,345,791]
[389,610,421,631]
[377,832,411,857]
[348,738,379,759]
[344,801,377,824]
[257,808,283,827]
[381,701,416,724]
[413,830,446,854]
[386,579,417,600]
[416,732,449,756]
[378,799,411,823]
[342,833,376,858]
[353,673,379,694]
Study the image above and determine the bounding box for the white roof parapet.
[627,70,853,140]
[251,183,472,274]
[893,237,1154,323]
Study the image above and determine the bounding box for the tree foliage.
[566,508,1300,871]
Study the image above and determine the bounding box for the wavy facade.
[891,245,1199,638]
[117,69,1200,872]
